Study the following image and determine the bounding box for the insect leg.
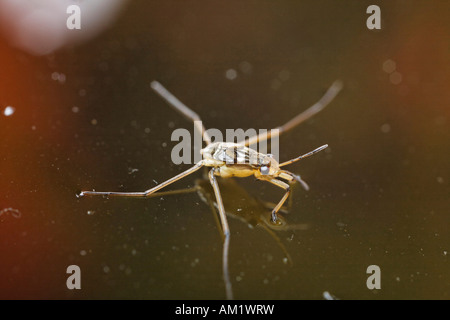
[266,178,291,223]
[150,81,212,145]
[241,80,343,147]
[138,186,199,198]
[80,161,204,198]
[208,168,233,300]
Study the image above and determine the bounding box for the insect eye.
[260,166,270,175]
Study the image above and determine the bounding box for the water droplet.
[225,69,237,80]
[239,61,252,74]
[390,72,402,85]
[3,106,15,116]
[380,123,391,133]
[382,59,396,73]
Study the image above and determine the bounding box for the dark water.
[1,1,449,299]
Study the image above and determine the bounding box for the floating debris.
[128,167,139,174]
[0,208,22,218]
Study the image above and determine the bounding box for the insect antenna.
[279,144,328,167]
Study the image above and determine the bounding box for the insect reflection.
[150,177,310,266]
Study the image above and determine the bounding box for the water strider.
[79,79,343,299]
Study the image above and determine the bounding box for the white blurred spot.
[51,72,66,83]
[80,250,87,256]
[71,106,80,113]
[190,258,200,267]
[323,291,339,300]
[389,72,402,85]
[128,167,139,174]
[91,119,98,125]
[380,123,391,133]
[0,207,21,218]
[382,59,396,73]
[436,177,444,184]
[0,0,130,56]
[225,68,237,80]
[239,61,253,74]
[3,106,15,116]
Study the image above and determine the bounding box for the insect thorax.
[201,142,270,168]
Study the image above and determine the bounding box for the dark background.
[0,1,449,299]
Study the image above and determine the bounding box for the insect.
[80,79,343,299]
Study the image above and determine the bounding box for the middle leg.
[208,168,233,300]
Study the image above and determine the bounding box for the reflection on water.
[144,176,310,298]
[0,1,449,299]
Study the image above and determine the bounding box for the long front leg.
[79,161,204,198]
[266,178,291,223]
[208,168,233,300]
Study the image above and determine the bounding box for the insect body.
[201,141,328,223]
[80,80,343,299]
